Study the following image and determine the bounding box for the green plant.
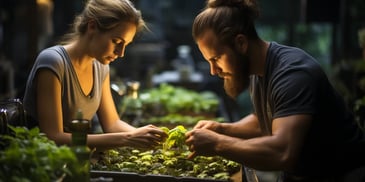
[0,126,78,182]
[139,83,220,116]
[354,96,365,131]
[92,125,240,181]
[140,113,225,127]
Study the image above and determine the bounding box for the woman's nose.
[114,45,125,58]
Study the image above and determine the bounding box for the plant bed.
[91,126,241,182]
[91,170,241,182]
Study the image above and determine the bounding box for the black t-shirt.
[250,42,365,177]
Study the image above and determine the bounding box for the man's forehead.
[199,29,218,47]
[197,30,224,59]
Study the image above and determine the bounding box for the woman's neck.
[64,41,93,71]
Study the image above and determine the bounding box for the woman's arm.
[36,69,71,145]
[96,73,135,133]
[36,69,166,150]
[93,74,167,150]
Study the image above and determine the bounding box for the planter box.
[91,169,242,182]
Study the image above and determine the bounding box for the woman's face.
[89,21,137,65]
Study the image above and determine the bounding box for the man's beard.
[223,53,250,99]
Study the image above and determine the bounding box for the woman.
[23,0,167,150]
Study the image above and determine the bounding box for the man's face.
[197,30,250,98]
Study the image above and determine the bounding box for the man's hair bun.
[207,0,260,20]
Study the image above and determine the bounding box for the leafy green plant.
[162,125,187,152]
[0,126,78,182]
[92,125,240,181]
[139,83,220,116]
[140,113,225,127]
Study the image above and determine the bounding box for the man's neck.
[249,39,270,76]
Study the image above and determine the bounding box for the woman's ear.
[87,20,98,33]
[234,34,248,54]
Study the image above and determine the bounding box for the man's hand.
[193,120,223,133]
[185,128,220,159]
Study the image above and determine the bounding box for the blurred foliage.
[332,59,365,130]
[140,113,225,128]
[354,96,365,131]
[135,83,222,128]
[139,83,220,117]
[294,24,332,66]
[349,0,365,18]
[257,23,332,72]
[359,28,365,48]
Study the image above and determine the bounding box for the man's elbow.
[278,150,299,171]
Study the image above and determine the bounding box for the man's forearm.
[220,114,262,138]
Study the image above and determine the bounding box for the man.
[185,0,365,181]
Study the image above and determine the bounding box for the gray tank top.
[23,45,109,131]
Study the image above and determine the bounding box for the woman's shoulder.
[32,45,71,78]
[36,45,69,65]
[37,45,66,60]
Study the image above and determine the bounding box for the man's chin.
[224,84,239,99]
[223,80,248,99]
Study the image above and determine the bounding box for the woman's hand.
[123,124,167,149]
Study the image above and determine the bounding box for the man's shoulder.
[269,42,305,55]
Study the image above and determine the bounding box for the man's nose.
[209,63,218,76]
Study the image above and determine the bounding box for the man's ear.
[234,34,248,54]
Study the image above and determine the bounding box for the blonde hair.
[192,0,260,45]
[60,0,146,44]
